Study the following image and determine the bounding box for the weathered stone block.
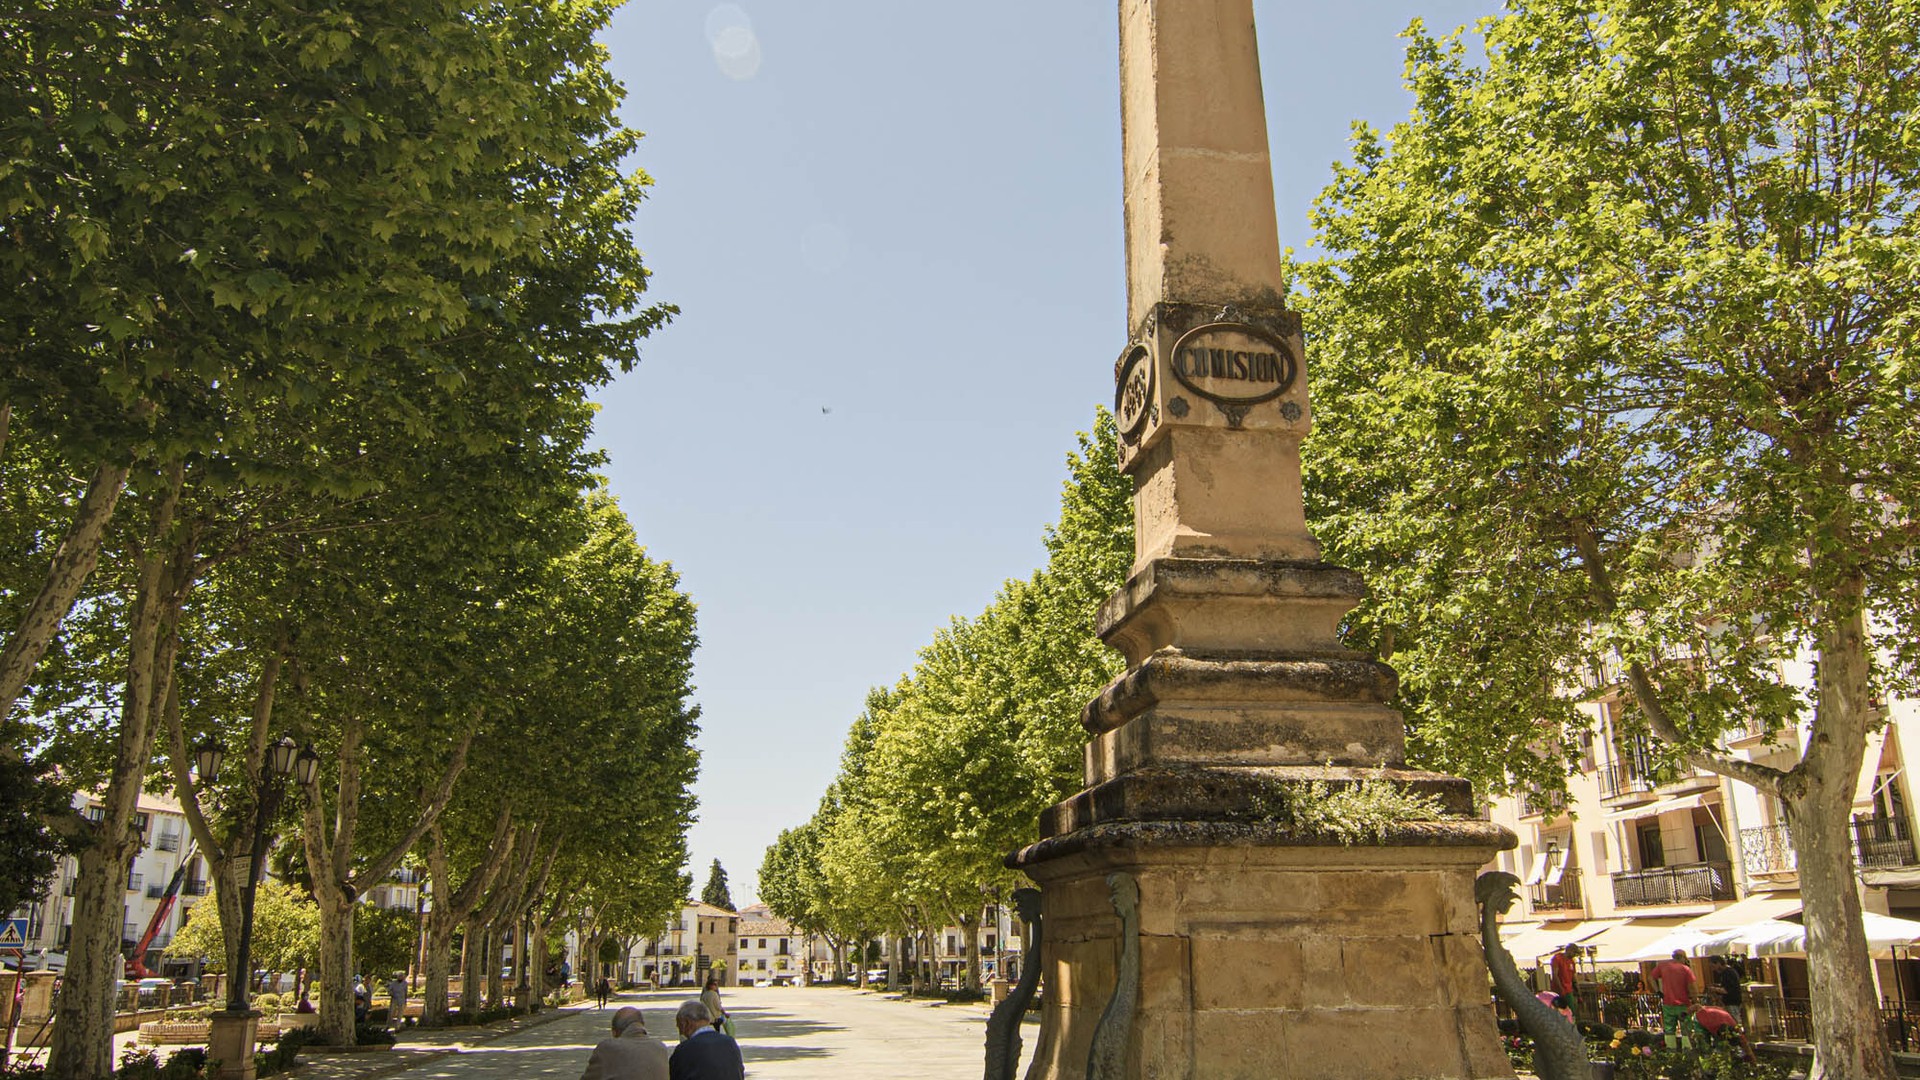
[1191,934,1307,1011]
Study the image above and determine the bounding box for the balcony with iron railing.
[183,880,209,897]
[1520,789,1567,819]
[1599,760,1671,804]
[1725,715,1774,746]
[154,833,180,852]
[1742,822,1796,876]
[1531,874,1583,914]
[126,873,143,893]
[1853,816,1919,869]
[1610,861,1734,907]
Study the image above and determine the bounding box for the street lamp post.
[198,736,319,1080]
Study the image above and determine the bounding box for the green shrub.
[255,1027,322,1077]
[99,1047,207,1080]
[354,1023,397,1046]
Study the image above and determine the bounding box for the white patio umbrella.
[1720,913,1920,958]
[1618,928,1726,963]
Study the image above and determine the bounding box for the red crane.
[125,839,198,979]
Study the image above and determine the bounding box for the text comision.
[1170,323,1296,406]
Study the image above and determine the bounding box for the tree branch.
[1568,519,1786,795]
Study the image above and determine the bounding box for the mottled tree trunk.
[1797,592,1896,1080]
[526,913,548,1011]
[46,842,124,1079]
[44,470,186,1080]
[314,896,356,1046]
[422,922,458,1026]
[960,911,981,994]
[0,462,130,724]
[485,923,505,1007]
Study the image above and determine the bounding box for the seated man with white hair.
[581,1005,670,1080]
[670,999,744,1080]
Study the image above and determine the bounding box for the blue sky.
[591,0,1498,904]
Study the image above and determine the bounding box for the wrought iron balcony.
[183,880,209,897]
[1610,861,1734,907]
[1599,761,1672,801]
[1520,789,1567,818]
[1742,822,1796,875]
[1531,874,1583,913]
[1853,816,1919,868]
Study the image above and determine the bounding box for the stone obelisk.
[1007,3,1516,1077]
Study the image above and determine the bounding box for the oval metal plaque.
[1168,322,1297,406]
[1113,342,1154,438]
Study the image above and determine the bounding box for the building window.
[1636,820,1666,869]
[778,939,789,955]
[758,938,767,949]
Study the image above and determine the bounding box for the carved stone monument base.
[1010,823,1516,1080]
[207,1009,261,1080]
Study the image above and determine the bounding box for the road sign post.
[1,917,26,1070]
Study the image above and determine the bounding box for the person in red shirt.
[1689,1004,1755,1060]
[1551,944,1577,999]
[1651,950,1697,1037]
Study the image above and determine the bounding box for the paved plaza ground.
[297,985,1035,1080]
[15,984,1030,1078]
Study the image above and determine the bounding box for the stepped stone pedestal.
[1007,2,1515,1077]
[207,1008,260,1080]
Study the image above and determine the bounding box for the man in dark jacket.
[670,999,743,1080]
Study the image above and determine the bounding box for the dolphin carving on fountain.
[1476,871,1593,1080]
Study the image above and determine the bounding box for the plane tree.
[11,0,669,1066]
[1299,4,1920,1077]
[771,414,1131,991]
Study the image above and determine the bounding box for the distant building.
[631,901,741,987]
[735,915,801,985]
[7,792,209,977]
[363,866,422,912]
[1484,662,1920,1041]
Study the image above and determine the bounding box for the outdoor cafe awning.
[1685,892,1800,932]
[1603,791,1717,823]
[1711,912,1920,958]
[1499,919,1610,963]
[1585,917,1696,965]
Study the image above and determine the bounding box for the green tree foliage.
[0,753,70,914]
[4,0,680,1070]
[164,883,319,975]
[701,860,734,911]
[353,906,416,982]
[771,412,1133,987]
[1299,4,1920,1077]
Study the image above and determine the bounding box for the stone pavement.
[283,986,1036,1079]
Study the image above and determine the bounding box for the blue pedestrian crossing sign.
[0,918,26,951]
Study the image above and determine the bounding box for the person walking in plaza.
[386,972,409,1027]
[581,1006,671,1080]
[597,976,612,1009]
[670,999,743,1080]
[699,975,731,1036]
[1651,950,1697,1041]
